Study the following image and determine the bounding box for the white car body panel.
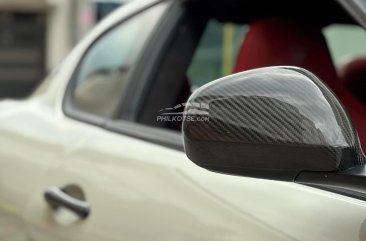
[0,0,366,240]
[1,99,366,241]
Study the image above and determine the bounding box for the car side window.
[323,24,366,65]
[323,24,366,103]
[187,20,247,90]
[136,17,247,131]
[68,4,166,118]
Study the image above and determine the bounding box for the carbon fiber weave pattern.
[183,66,364,173]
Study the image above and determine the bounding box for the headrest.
[234,18,339,90]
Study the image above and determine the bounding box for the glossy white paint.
[1,98,366,241]
[0,0,366,240]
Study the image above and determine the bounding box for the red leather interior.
[234,18,366,153]
[339,58,366,103]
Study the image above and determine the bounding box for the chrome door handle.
[44,186,90,219]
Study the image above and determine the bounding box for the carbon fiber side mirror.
[183,66,365,181]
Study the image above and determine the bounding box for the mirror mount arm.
[295,164,366,195]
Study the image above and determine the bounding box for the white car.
[1,0,366,240]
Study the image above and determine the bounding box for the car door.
[0,1,170,241]
[39,130,366,241]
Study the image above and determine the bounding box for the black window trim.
[63,0,171,124]
[116,0,186,121]
[63,0,185,151]
[106,0,186,151]
[105,119,183,151]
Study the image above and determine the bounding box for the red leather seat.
[233,18,366,153]
[339,57,366,103]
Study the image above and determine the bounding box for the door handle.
[44,186,90,219]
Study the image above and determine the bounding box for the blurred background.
[0,0,129,98]
[1,0,366,99]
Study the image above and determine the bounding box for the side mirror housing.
[183,67,365,182]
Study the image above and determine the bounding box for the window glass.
[323,24,366,65]
[187,20,247,90]
[70,4,165,118]
[136,17,247,131]
[324,24,366,105]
